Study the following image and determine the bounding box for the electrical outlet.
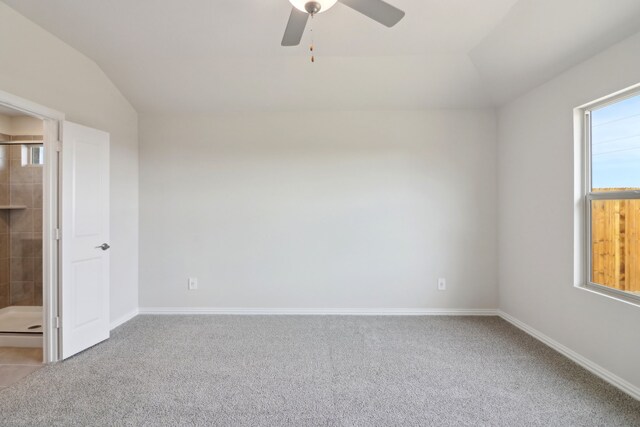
[437,278,446,291]
[188,277,198,290]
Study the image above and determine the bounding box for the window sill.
[575,283,640,308]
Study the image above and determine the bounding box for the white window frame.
[28,144,45,166]
[577,85,640,307]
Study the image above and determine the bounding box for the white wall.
[0,3,139,323]
[498,31,640,389]
[9,116,43,135]
[139,110,497,310]
[0,114,43,135]
[0,114,11,134]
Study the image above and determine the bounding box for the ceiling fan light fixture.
[282,0,405,47]
[288,0,338,14]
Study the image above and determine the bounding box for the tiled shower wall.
[0,146,8,308]
[0,145,43,309]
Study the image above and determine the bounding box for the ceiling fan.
[282,0,405,46]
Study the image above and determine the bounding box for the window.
[584,90,640,303]
[21,144,44,166]
[29,145,44,166]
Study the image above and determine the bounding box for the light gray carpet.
[0,316,639,426]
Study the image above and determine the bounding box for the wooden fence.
[591,189,640,293]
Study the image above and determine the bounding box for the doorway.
[0,110,46,386]
[0,90,112,367]
[0,92,61,365]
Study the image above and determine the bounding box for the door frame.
[0,89,64,363]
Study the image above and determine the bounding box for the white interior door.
[61,121,110,359]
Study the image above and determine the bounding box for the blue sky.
[591,93,640,189]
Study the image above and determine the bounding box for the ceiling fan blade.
[339,0,405,27]
[281,7,309,46]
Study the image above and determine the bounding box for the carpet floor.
[0,315,638,426]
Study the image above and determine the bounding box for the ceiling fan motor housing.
[305,1,322,14]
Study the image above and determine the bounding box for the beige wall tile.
[0,234,8,259]
[9,209,32,232]
[0,157,9,183]
[0,259,8,284]
[33,209,42,233]
[9,281,34,305]
[9,159,33,184]
[0,144,45,308]
[32,184,42,208]
[0,281,9,305]
[32,166,43,184]
[0,211,7,233]
[10,233,34,258]
[34,282,42,306]
[0,184,9,205]
[34,258,42,282]
[9,145,21,161]
[33,236,42,261]
[9,184,33,207]
[10,258,34,282]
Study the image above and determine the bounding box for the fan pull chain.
[310,14,315,63]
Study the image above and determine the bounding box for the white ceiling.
[471,0,640,104]
[4,0,640,113]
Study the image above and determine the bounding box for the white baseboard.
[138,307,498,316]
[110,308,139,330]
[498,310,640,401]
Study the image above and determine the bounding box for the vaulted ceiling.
[4,0,640,113]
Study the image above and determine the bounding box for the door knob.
[96,243,110,251]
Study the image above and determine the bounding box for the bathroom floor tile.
[0,364,41,387]
[0,347,43,364]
